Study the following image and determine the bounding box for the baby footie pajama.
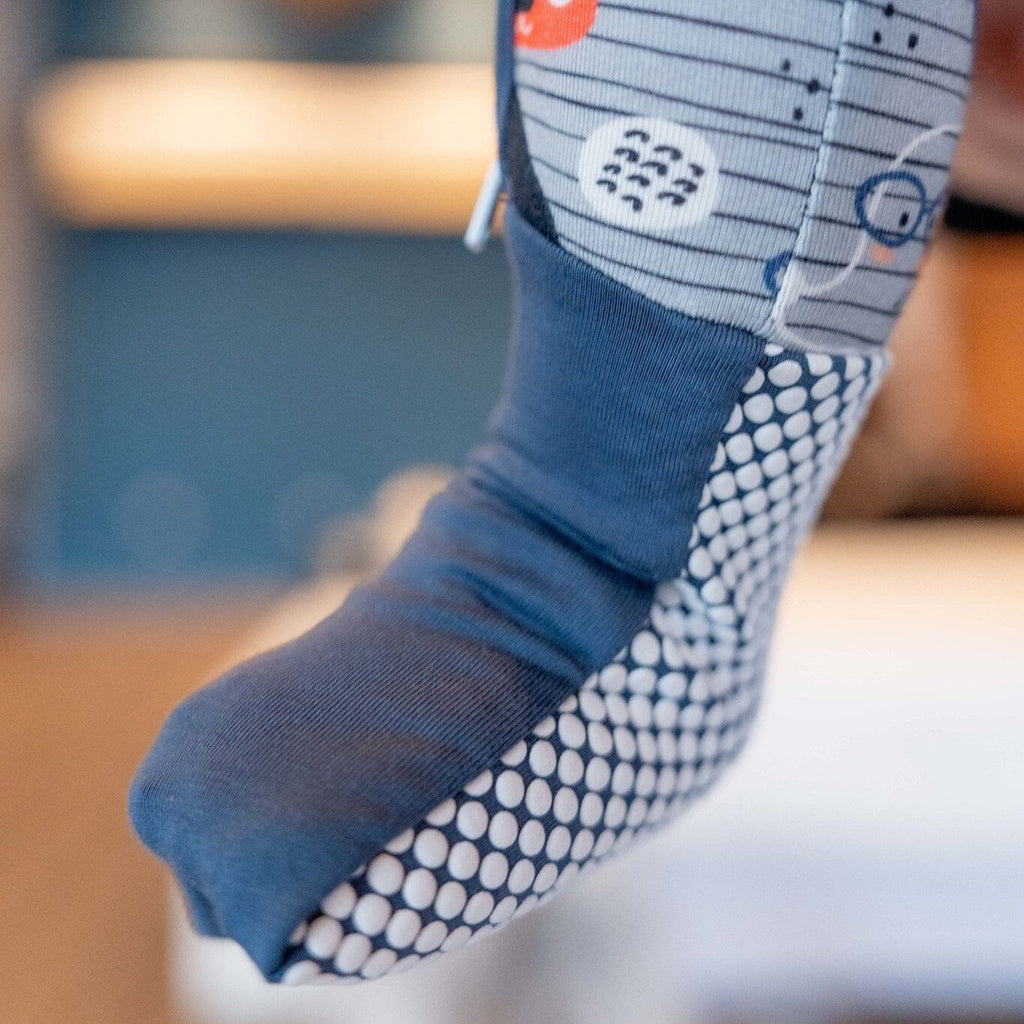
[131,0,976,985]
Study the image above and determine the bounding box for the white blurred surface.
[171,520,1024,1023]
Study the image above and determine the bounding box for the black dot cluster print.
[594,127,706,216]
[579,117,721,230]
[779,55,826,123]
[874,4,921,52]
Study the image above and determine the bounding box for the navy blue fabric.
[495,0,515,142]
[497,0,559,240]
[502,91,558,243]
[131,497,627,976]
[130,469,650,978]
[474,206,762,581]
[130,206,764,981]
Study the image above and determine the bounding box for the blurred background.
[1,2,1022,1023]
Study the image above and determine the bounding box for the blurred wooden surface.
[957,236,1024,510]
[29,61,494,231]
[830,230,1024,519]
[0,595,270,1024]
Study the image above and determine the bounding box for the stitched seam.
[758,0,855,339]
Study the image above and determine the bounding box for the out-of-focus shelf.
[29,60,495,232]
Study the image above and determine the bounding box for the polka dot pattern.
[279,346,886,985]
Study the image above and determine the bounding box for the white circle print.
[578,117,721,231]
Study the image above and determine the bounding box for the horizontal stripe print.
[513,0,974,353]
[776,0,972,350]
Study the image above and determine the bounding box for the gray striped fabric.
[514,0,975,354]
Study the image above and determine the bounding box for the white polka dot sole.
[279,345,886,985]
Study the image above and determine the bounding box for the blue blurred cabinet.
[28,1,505,584]
[37,229,510,582]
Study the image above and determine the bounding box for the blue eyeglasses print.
[764,168,946,298]
[854,169,944,249]
[761,121,959,349]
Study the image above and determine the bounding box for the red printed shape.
[514,0,599,51]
